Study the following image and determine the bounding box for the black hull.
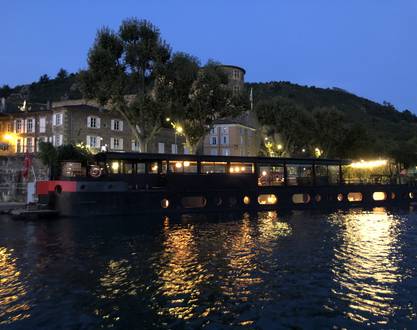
[46,184,415,216]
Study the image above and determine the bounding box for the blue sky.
[2,0,417,111]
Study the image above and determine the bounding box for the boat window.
[123,162,134,174]
[258,165,284,186]
[136,162,146,174]
[229,162,254,174]
[169,161,198,173]
[61,162,85,177]
[148,162,158,174]
[286,165,313,186]
[201,162,227,174]
[328,165,340,185]
[292,193,311,204]
[257,194,278,205]
[181,196,207,208]
[110,161,121,174]
[373,192,387,201]
[315,165,329,185]
[347,192,363,202]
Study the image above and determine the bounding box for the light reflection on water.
[329,208,406,325]
[1,209,417,328]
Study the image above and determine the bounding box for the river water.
[1,208,417,329]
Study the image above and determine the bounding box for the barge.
[36,152,416,216]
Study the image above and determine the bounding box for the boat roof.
[95,152,351,166]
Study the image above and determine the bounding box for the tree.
[256,97,314,157]
[56,68,68,80]
[39,74,50,83]
[168,59,246,153]
[80,18,171,152]
[0,85,12,98]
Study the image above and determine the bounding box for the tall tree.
[167,57,247,153]
[56,68,68,80]
[80,18,171,152]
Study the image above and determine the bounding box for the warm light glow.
[262,170,267,177]
[350,159,388,169]
[176,126,183,134]
[111,161,119,172]
[373,192,387,201]
[152,165,158,172]
[302,148,306,153]
[3,134,14,141]
[166,117,171,122]
[183,161,190,167]
[258,194,278,205]
[277,144,283,150]
[243,196,250,205]
[175,162,182,168]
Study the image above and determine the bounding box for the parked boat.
[36,152,415,216]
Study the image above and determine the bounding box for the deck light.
[350,159,388,169]
[184,161,190,167]
[111,161,119,172]
[175,162,182,168]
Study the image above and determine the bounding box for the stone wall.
[0,156,48,202]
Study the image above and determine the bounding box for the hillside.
[247,81,417,162]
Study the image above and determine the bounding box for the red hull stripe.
[36,181,77,194]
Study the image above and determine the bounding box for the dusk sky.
[2,1,417,112]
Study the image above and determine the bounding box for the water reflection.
[0,247,31,325]
[330,208,403,325]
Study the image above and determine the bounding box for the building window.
[110,137,123,150]
[131,140,140,152]
[222,126,229,135]
[210,127,217,135]
[233,69,240,79]
[15,119,23,133]
[26,118,35,133]
[222,148,230,156]
[158,142,165,154]
[53,135,63,146]
[172,144,178,154]
[111,119,123,131]
[53,113,63,126]
[39,117,46,133]
[210,136,217,145]
[26,137,34,153]
[16,139,22,153]
[86,135,100,148]
[221,135,229,145]
[87,116,100,129]
[210,148,218,156]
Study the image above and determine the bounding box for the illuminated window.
[243,196,250,205]
[201,162,226,174]
[110,161,120,174]
[286,165,313,186]
[169,161,197,173]
[347,192,363,202]
[337,193,344,202]
[373,192,387,201]
[292,194,311,204]
[258,165,284,186]
[136,163,146,174]
[181,196,207,208]
[148,162,158,174]
[258,194,277,205]
[230,162,254,174]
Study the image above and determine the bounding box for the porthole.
[292,193,311,204]
[229,197,237,207]
[257,194,277,205]
[161,198,170,209]
[347,192,363,202]
[55,185,62,194]
[409,192,414,199]
[337,193,344,202]
[181,196,207,209]
[243,196,251,205]
[315,194,322,202]
[373,192,387,201]
[391,192,396,200]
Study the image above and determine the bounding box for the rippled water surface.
[1,208,417,329]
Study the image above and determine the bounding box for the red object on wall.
[22,152,32,179]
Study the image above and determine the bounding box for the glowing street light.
[277,144,283,150]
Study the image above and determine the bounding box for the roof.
[95,152,351,166]
[53,104,101,112]
[212,118,256,129]
[219,65,246,75]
